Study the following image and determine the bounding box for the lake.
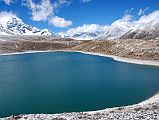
[0,52,159,117]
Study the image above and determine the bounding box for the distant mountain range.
[68,11,159,40]
[65,31,105,40]
[1,11,159,40]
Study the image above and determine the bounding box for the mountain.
[58,31,105,40]
[69,31,105,40]
[63,15,133,40]
[120,20,159,40]
[120,11,159,40]
[0,12,55,36]
[64,11,159,40]
[60,24,108,40]
[99,15,132,40]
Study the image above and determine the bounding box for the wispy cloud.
[49,16,72,28]
[53,0,70,12]
[124,8,134,15]
[1,0,13,5]
[138,7,148,16]
[80,0,92,3]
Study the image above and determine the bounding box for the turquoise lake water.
[0,52,159,117]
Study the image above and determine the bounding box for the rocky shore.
[0,36,159,120]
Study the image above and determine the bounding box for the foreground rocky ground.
[0,36,159,120]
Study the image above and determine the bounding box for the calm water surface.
[0,52,159,117]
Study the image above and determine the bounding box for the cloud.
[138,7,148,16]
[80,0,92,3]
[1,0,13,5]
[23,0,71,21]
[124,8,134,16]
[49,16,72,27]
[66,24,108,35]
[22,0,72,27]
[53,0,70,11]
[24,0,53,21]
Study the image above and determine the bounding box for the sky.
[0,0,159,33]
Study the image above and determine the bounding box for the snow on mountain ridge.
[100,15,132,39]
[0,12,53,36]
[120,10,159,39]
[63,24,109,40]
[62,10,159,40]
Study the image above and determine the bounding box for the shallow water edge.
[0,50,159,66]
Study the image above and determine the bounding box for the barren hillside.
[0,36,158,62]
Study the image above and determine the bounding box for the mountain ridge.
[0,12,56,36]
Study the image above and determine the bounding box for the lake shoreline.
[1,50,159,66]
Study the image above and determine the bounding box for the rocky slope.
[0,36,84,54]
[70,39,159,61]
[0,36,159,62]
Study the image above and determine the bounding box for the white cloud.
[66,24,108,35]
[1,0,13,5]
[49,16,72,28]
[23,0,71,21]
[24,0,53,21]
[138,7,148,16]
[22,0,72,28]
[80,0,92,3]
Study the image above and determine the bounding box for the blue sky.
[0,0,159,32]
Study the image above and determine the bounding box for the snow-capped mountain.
[61,24,109,40]
[59,31,106,40]
[60,15,133,40]
[99,15,133,39]
[120,11,159,40]
[66,31,105,40]
[71,32,102,40]
[63,10,159,40]
[121,20,159,39]
[58,31,104,40]
[0,12,54,36]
